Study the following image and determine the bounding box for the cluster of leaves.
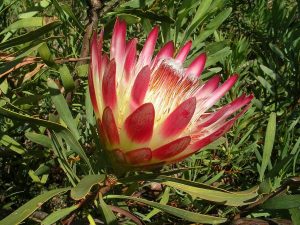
[0,0,299,224]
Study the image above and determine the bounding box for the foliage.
[0,0,299,224]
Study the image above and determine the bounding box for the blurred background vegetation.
[0,0,299,224]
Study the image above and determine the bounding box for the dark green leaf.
[262,194,300,209]
[0,21,61,50]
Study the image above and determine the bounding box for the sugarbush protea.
[88,18,253,169]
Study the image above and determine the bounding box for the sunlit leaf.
[106,195,227,224]
[0,188,70,225]
[71,174,106,200]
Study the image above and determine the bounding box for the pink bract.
[88,18,253,169]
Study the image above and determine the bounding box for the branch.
[77,0,102,66]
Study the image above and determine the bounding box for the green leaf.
[0,21,61,50]
[28,170,42,183]
[51,132,79,186]
[25,132,52,148]
[18,11,39,18]
[256,76,274,95]
[106,195,227,224]
[85,89,95,125]
[58,65,75,92]
[0,134,26,154]
[290,208,300,224]
[262,194,300,209]
[99,195,118,225]
[118,13,141,24]
[196,8,232,43]
[205,47,231,67]
[190,0,212,26]
[0,106,92,170]
[118,168,199,183]
[205,171,225,185]
[0,79,8,94]
[144,187,170,220]
[38,42,56,68]
[260,112,276,181]
[0,188,70,225]
[0,17,44,34]
[260,65,279,80]
[105,9,174,23]
[60,4,84,31]
[76,64,89,77]
[42,205,79,225]
[71,174,106,200]
[163,179,258,206]
[181,0,212,44]
[47,79,79,140]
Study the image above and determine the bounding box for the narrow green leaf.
[47,79,79,140]
[99,195,118,225]
[118,168,200,183]
[0,21,61,50]
[0,134,26,154]
[42,205,79,225]
[28,170,41,183]
[105,9,174,23]
[260,112,276,181]
[25,132,52,148]
[176,0,201,38]
[106,195,227,224]
[196,8,232,43]
[85,89,95,125]
[290,208,300,224]
[19,11,38,18]
[205,47,231,67]
[38,42,56,67]
[71,174,106,200]
[256,76,274,95]
[76,64,89,77]
[205,171,224,185]
[35,161,55,176]
[118,13,141,24]
[260,65,279,80]
[144,187,170,220]
[0,17,44,34]
[0,188,70,225]
[58,65,75,92]
[262,194,300,209]
[0,107,92,170]
[0,79,8,94]
[181,0,212,43]
[190,0,212,26]
[51,132,79,186]
[164,179,258,206]
[60,4,84,31]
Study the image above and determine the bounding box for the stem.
[77,0,102,66]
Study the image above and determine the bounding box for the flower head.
[88,18,253,169]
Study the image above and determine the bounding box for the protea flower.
[88,18,253,169]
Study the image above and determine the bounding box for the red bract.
[88,18,253,169]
